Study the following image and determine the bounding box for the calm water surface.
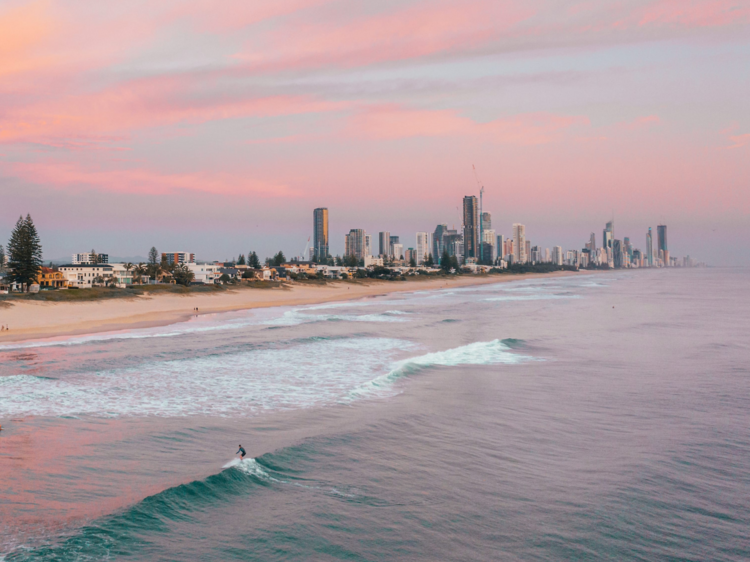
[1,269,748,561]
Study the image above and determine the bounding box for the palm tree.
[133,263,146,285]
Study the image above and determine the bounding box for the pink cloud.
[0,72,349,146]
[639,0,750,28]
[7,161,296,197]
[346,105,589,145]
[619,115,661,130]
[235,0,536,71]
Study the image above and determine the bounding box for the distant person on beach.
[237,445,246,461]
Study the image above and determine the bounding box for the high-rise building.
[365,234,372,257]
[552,246,563,266]
[496,235,505,261]
[544,248,551,263]
[513,223,526,264]
[72,252,109,265]
[646,227,654,267]
[313,208,329,261]
[482,229,496,264]
[433,224,448,260]
[392,244,403,260]
[657,225,668,266]
[613,239,623,268]
[463,196,479,261]
[416,232,430,264]
[162,252,194,265]
[389,236,400,258]
[589,233,596,255]
[525,240,531,262]
[481,212,492,230]
[345,229,367,260]
[378,232,391,257]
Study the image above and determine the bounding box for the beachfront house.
[58,264,115,288]
[36,267,68,289]
[187,263,220,284]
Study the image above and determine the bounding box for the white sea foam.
[347,339,533,400]
[485,294,580,302]
[263,309,409,326]
[0,337,415,418]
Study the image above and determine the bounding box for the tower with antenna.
[473,165,485,264]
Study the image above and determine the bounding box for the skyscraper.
[496,235,505,261]
[345,229,367,260]
[416,232,430,264]
[481,212,491,230]
[313,208,329,261]
[552,246,563,266]
[433,224,448,261]
[378,232,391,257]
[365,234,372,257]
[613,239,623,268]
[463,196,479,261]
[657,225,668,266]
[646,227,654,267]
[513,223,526,264]
[482,229,496,264]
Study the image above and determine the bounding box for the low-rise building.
[58,264,115,288]
[187,263,220,284]
[37,267,68,288]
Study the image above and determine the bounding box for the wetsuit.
[237,447,246,459]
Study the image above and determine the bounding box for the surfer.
[236,445,246,461]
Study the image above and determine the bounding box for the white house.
[187,263,220,284]
[58,264,114,288]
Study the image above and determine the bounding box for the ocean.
[1,268,748,561]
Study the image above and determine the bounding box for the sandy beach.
[0,272,583,343]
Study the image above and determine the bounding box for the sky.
[0,0,748,265]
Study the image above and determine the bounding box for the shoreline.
[0,271,585,344]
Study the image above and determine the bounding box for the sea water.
[1,268,748,561]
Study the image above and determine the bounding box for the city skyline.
[0,1,747,265]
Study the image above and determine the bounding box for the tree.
[0,244,5,273]
[424,253,434,267]
[133,263,146,284]
[441,249,452,272]
[343,254,358,267]
[272,251,286,266]
[219,273,231,284]
[409,256,417,268]
[147,247,160,280]
[173,264,195,286]
[90,248,98,264]
[7,214,43,291]
[248,251,261,269]
[237,254,246,265]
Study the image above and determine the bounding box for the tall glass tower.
[463,196,478,261]
[646,227,654,267]
[313,208,329,261]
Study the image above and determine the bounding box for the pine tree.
[441,249,451,272]
[7,214,43,290]
[237,254,246,265]
[0,244,5,272]
[248,251,261,269]
[273,251,286,266]
[425,253,434,267]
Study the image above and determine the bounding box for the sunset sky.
[1,0,748,264]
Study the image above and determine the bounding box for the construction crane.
[301,237,311,261]
[472,165,485,263]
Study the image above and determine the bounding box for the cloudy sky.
[1,0,748,264]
